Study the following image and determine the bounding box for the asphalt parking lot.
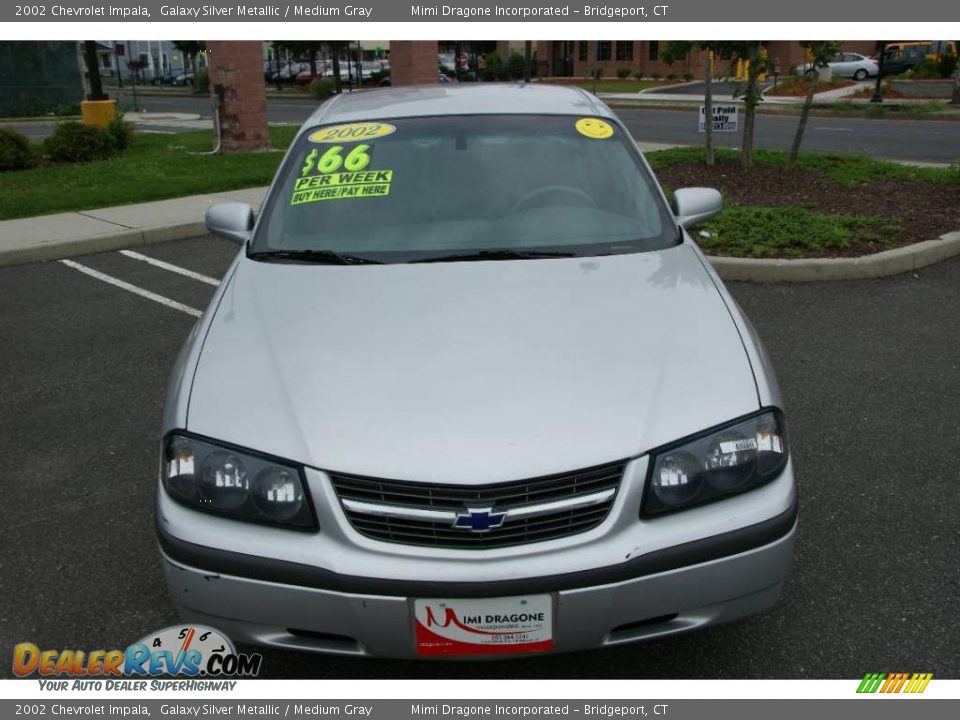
[2,237,958,679]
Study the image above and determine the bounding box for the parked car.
[438,52,457,73]
[159,85,797,659]
[170,72,195,86]
[875,46,928,76]
[379,73,452,87]
[883,41,957,61]
[150,72,179,86]
[794,52,879,80]
[269,63,309,86]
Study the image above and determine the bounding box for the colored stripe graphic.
[857,672,932,693]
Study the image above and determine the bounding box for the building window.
[649,41,660,61]
[616,42,634,62]
[598,41,612,61]
[579,41,588,62]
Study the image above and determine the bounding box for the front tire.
[854,69,868,80]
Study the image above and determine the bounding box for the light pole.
[871,42,886,103]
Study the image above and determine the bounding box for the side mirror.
[671,187,723,229]
[205,202,254,245]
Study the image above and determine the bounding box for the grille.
[329,460,625,549]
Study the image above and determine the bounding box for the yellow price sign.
[308,122,396,144]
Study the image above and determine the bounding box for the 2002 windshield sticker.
[292,123,395,205]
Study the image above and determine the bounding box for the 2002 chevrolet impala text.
[156,84,797,658]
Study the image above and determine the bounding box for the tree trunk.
[953,46,960,104]
[789,72,818,167]
[309,54,317,80]
[83,41,106,100]
[703,54,714,166]
[331,44,342,94]
[740,55,761,169]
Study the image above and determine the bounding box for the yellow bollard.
[81,99,118,128]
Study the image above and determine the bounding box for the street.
[1,237,958,678]
[7,90,959,163]
[127,91,960,163]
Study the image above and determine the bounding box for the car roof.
[303,84,614,129]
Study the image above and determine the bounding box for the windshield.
[251,114,677,263]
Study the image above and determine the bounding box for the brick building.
[537,41,881,79]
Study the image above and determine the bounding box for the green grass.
[572,80,662,93]
[0,125,298,220]
[645,146,960,185]
[695,206,902,258]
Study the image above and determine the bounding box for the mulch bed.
[654,160,960,257]
[850,88,907,99]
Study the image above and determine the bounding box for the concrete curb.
[0,222,209,267]
[0,187,267,268]
[708,232,960,282]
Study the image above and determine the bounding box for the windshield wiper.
[248,249,382,265]
[410,249,576,264]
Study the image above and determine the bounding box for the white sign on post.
[699,104,739,132]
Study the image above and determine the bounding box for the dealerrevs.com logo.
[13,625,262,682]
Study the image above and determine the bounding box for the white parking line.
[59,259,202,318]
[119,250,220,286]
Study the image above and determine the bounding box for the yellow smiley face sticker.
[575,117,614,140]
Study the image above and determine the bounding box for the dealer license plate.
[413,595,553,657]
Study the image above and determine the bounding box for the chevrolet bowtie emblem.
[452,507,507,533]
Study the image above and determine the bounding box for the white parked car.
[794,52,879,80]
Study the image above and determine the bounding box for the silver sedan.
[156,85,797,659]
[794,52,879,80]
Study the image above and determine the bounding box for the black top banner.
[5,0,959,22]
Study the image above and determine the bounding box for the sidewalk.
[0,186,267,267]
[600,80,872,105]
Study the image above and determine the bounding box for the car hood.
[188,244,759,484]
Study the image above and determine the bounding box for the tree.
[173,41,206,73]
[789,41,842,167]
[274,41,325,81]
[953,41,960,105]
[662,41,740,166]
[729,41,771,169]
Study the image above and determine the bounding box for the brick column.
[389,41,439,86]
[206,41,268,153]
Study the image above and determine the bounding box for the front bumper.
[157,456,798,658]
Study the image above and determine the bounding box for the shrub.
[616,68,631,79]
[910,59,940,79]
[666,73,678,81]
[507,52,526,80]
[937,51,958,79]
[106,110,135,151]
[592,65,604,80]
[44,122,115,163]
[632,70,645,80]
[0,128,37,172]
[684,72,695,82]
[309,77,335,100]
[194,68,209,93]
[651,71,661,80]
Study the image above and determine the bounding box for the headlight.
[162,433,317,530]
[642,409,788,517]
